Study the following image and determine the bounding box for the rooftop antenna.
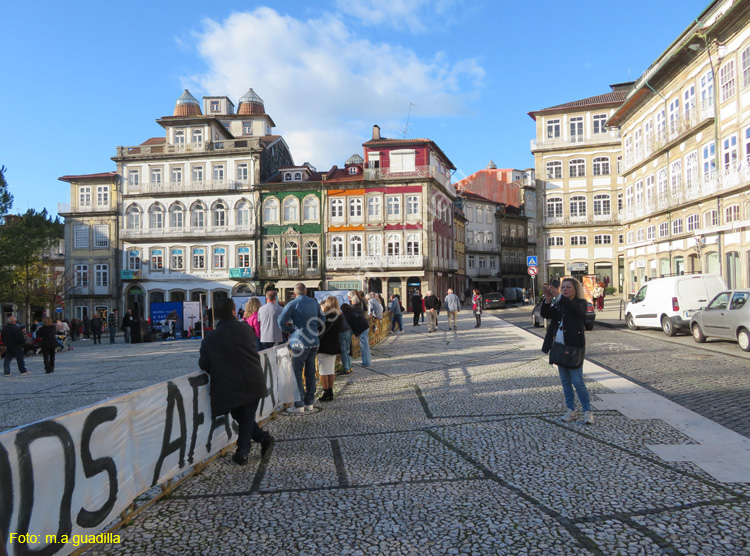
[400,103,416,138]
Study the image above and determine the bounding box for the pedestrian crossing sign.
[527,256,538,267]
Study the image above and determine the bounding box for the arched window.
[387,234,401,256]
[368,235,381,256]
[368,196,381,218]
[593,194,610,216]
[264,241,278,267]
[283,196,299,223]
[169,203,184,228]
[126,205,141,229]
[192,129,203,144]
[570,196,587,218]
[350,235,363,257]
[174,130,185,144]
[350,198,363,219]
[331,199,344,219]
[285,241,299,269]
[569,159,586,178]
[149,203,164,229]
[212,201,227,227]
[305,241,319,269]
[191,202,206,228]
[546,161,562,179]
[546,197,563,218]
[406,233,420,256]
[235,200,251,227]
[331,236,344,258]
[303,196,319,221]
[687,214,700,231]
[592,157,610,176]
[263,198,279,224]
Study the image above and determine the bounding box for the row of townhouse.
[531,0,750,295]
[58,90,459,319]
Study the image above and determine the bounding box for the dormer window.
[210,101,220,112]
[192,129,203,144]
[243,122,253,135]
[349,167,358,175]
[294,172,302,180]
[284,172,293,182]
[174,130,185,144]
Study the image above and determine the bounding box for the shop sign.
[328,280,360,290]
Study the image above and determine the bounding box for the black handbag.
[549,343,584,368]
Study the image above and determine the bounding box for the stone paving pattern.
[76,313,750,556]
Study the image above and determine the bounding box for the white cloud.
[186,7,483,169]
[333,0,466,32]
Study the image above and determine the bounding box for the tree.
[0,166,14,224]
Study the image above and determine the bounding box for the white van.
[625,274,727,336]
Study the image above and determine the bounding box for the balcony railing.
[127,179,250,195]
[543,213,620,227]
[116,138,257,159]
[464,242,499,253]
[58,203,115,214]
[326,254,425,270]
[531,129,621,151]
[259,266,322,279]
[364,165,451,187]
[121,224,255,239]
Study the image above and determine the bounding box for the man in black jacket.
[2,317,30,376]
[423,291,441,332]
[411,292,423,327]
[199,297,274,465]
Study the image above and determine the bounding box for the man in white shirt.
[444,289,461,330]
[257,290,284,350]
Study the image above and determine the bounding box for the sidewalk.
[88,311,750,556]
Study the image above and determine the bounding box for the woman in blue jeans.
[540,277,593,425]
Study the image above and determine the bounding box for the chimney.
[372,125,381,140]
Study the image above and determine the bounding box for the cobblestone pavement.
[499,307,750,440]
[84,313,750,556]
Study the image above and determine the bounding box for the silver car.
[690,289,750,351]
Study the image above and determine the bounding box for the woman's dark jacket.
[199,318,268,416]
[37,325,59,350]
[540,295,587,354]
[319,312,344,355]
[341,304,369,336]
[411,294,423,313]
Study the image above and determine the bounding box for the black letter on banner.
[0,440,12,544]
[187,374,208,464]
[257,351,276,417]
[76,406,118,528]
[206,413,232,453]
[15,421,75,556]
[151,382,187,487]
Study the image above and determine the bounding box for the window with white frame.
[331,198,344,220]
[636,229,645,242]
[485,231,493,244]
[592,157,610,176]
[191,203,206,228]
[150,168,162,185]
[644,119,653,147]
[305,241,319,269]
[93,225,108,248]
[546,236,564,246]
[569,116,583,142]
[237,163,249,183]
[634,128,642,159]
[635,180,644,210]
[167,248,182,270]
[389,150,416,173]
[704,209,718,227]
[668,97,680,135]
[546,119,561,139]
[685,151,698,191]
[386,196,401,217]
[569,159,585,178]
[703,142,716,179]
[720,60,736,102]
[367,196,381,218]
[94,264,108,288]
[283,172,294,182]
[593,114,607,134]
[407,195,419,216]
[745,127,750,162]
[127,250,140,271]
[151,249,164,270]
[625,186,633,211]
[546,197,563,218]
[624,136,632,162]
[646,225,656,240]
[468,255,475,268]
[74,225,89,249]
[489,258,497,269]
[74,264,89,287]
[723,134,738,170]
[78,187,92,209]
[595,234,612,245]
[655,109,666,138]
[349,198,363,219]
[570,195,586,217]
[193,247,206,270]
[617,155,623,174]
[192,129,203,144]
[687,214,700,231]
[546,161,562,179]
[348,166,357,175]
[626,231,635,244]
[386,234,401,256]
[170,166,182,183]
[213,247,226,269]
[406,233,420,256]
[368,235,381,256]
[126,206,141,229]
[149,205,164,229]
[725,204,740,223]
[96,186,109,207]
[236,201,250,227]
[264,198,279,223]
[657,168,668,198]
[237,247,251,268]
[570,236,587,245]
[213,164,225,182]
[330,237,343,258]
[700,70,714,108]
[192,166,204,183]
[645,175,655,205]
[672,218,683,235]
[212,202,227,227]
[303,196,319,221]
[659,222,669,237]
[242,122,253,135]
[264,242,278,266]
[670,160,682,194]
[349,236,363,257]
[593,194,610,216]
[283,196,299,223]
[128,170,140,188]
[683,85,696,117]
[477,208,483,223]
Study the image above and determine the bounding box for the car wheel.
[661,316,676,337]
[585,322,594,331]
[691,324,706,343]
[626,314,638,330]
[738,328,750,352]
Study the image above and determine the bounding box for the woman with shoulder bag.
[540,277,593,424]
[471,288,483,328]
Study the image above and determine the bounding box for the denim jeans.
[109,327,116,343]
[338,330,352,371]
[291,345,318,407]
[230,397,269,457]
[557,364,591,412]
[4,346,28,375]
[358,329,371,366]
[391,313,403,331]
[124,328,131,343]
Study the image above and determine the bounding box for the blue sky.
[1,0,710,217]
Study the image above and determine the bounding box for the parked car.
[532,299,596,330]
[625,274,727,336]
[484,293,506,309]
[690,289,750,351]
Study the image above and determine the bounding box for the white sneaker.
[561,409,578,422]
[286,406,304,414]
[583,411,594,425]
[304,404,315,411]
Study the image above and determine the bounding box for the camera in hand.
[550,279,560,289]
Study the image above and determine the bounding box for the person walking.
[444,289,460,330]
[2,317,30,376]
[424,290,441,332]
[90,313,103,344]
[82,314,91,339]
[108,309,119,344]
[122,309,136,343]
[257,290,284,350]
[317,296,345,402]
[69,318,79,341]
[472,289,483,328]
[411,291,423,326]
[37,317,59,374]
[199,297,274,465]
[243,298,262,353]
[389,294,404,333]
[541,278,593,425]
[278,284,324,414]
[343,291,371,368]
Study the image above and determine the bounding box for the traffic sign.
[527,256,538,267]
[527,266,538,276]
[56,307,63,313]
